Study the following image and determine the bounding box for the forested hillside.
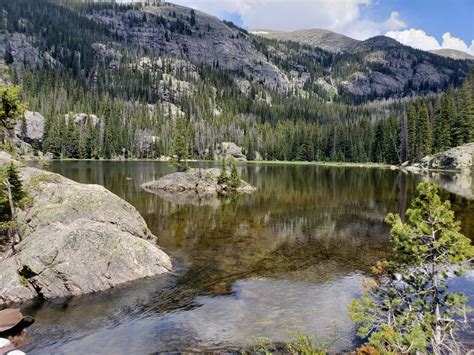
[0,0,473,163]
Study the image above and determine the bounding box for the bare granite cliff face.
[2,1,470,102]
[88,4,290,91]
[0,153,172,306]
[253,31,467,100]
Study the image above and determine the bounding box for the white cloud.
[442,32,473,53]
[171,0,405,40]
[385,29,441,50]
[386,28,474,55]
[384,11,405,31]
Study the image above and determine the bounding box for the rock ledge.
[0,154,172,306]
[412,143,474,171]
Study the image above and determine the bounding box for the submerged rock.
[0,160,171,306]
[141,168,256,196]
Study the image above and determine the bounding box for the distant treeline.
[18,64,473,163]
[2,0,472,163]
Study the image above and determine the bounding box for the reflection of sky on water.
[22,161,474,353]
[31,275,362,354]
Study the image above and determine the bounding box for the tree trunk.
[431,227,441,355]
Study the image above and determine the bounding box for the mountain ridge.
[428,48,474,60]
[249,28,359,53]
[0,0,471,102]
[0,0,472,165]
[251,28,474,61]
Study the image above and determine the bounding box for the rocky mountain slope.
[252,28,474,62]
[87,3,289,90]
[429,49,474,61]
[250,28,359,53]
[0,0,471,102]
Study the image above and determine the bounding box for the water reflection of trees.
[46,162,473,297]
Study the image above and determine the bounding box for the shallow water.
[21,162,474,353]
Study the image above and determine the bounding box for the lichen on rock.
[0,157,172,306]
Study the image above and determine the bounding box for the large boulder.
[142,168,256,195]
[419,143,474,171]
[14,111,45,143]
[214,142,247,161]
[0,165,171,306]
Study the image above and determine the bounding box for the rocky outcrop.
[253,29,469,100]
[0,154,171,306]
[0,32,44,70]
[3,1,470,103]
[14,111,45,144]
[417,143,474,171]
[88,4,290,91]
[214,142,247,161]
[141,168,256,195]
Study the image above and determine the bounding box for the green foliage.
[250,336,277,355]
[248,329,338,355]
[285,329,339,355]
[229,158,241,189]
[5,162,25,202]
[217,158,228,185]
[2,0,473,164]
[350,182,474,353]
[216,158,241,189]
[0,83,26,129]
[403,71,474,162]
[0,162,26,239]
[169,119,189,171]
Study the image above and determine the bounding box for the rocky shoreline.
[0,152,172,306]
[403,143,474,173]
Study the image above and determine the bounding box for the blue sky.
[366,0,473,44]
[168,0,474,54]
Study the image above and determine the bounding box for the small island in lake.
[141,167,256,196]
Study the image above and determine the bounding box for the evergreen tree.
[350,183,474,354]
[0,84,26,144]
[417,101,432,157]
[170,119,189,171]
[4,162,25,202]
[406,102,417,161]
[373,121,388,163]
[64,118,80,158]
[436,92,456,150]
[43,113,63,158]
[228,158,241,188]
[80,116,95,159]
[217,158,228,185]
[0,162,25,225]
[457,79,474,143]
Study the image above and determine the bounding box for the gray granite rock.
[0,162,172,306]
[419,143,474,171]
[142,168,255,195]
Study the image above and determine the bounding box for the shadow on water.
[21,161,474,353]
